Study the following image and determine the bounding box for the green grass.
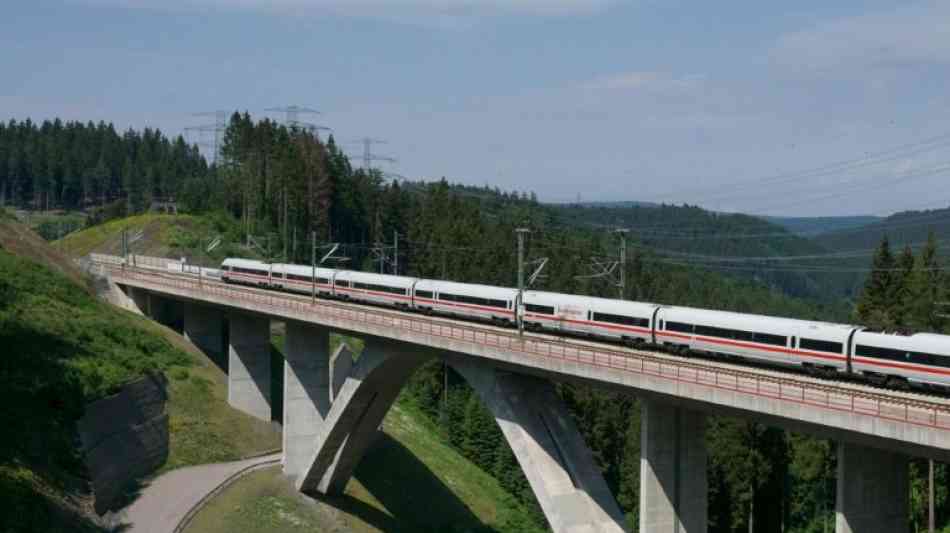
[20,211,87,241]
[185,391,542,533]
[183,467,339,533]
[163,343,281,472]
[58,211,261,266]
[0,221,280,532]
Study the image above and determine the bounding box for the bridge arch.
[290,331,628,532]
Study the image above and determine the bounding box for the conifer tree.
[856,235,896,329]
[894,244,916,330]
[911,231,944,332]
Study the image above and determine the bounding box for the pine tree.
[894,245,916,330]
[911,231,944,332]
[856,235,896,329]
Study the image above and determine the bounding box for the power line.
[649,130,950,203]
[185,110,229,164]
[556,198,950,242]
[265,105,332,138]
[348,137,396,171]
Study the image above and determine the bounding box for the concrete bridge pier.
[148,294,182,330]
[127,286,150,316]
[451,359,628,533]
[283,322,332,480]
[183,302,224,357]
[639,399,707,533]
[296,338,435,494]
[835,443,908,533]
[227,313,272,421]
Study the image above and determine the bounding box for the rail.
[94,258,950,434]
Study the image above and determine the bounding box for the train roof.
[334,270,419,286]
[222,257,270,269]
[415,279,519,298]
[855,330,950,351]
[524,290,660,310]
[662,305,858,331]
[271,263,336,277]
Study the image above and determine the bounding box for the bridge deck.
[89,255,950,460]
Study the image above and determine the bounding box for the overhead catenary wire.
[648,130,950,203]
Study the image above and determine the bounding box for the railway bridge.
[86,254,950,533]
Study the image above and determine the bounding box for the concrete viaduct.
[88,254,950,533]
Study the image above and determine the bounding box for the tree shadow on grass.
[315,432,502,533]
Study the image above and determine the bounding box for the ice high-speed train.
[221,257,950,390]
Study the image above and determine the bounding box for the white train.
[220,258,950,390]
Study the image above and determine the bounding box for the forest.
[0,118,206,212]
[4,113,950,532]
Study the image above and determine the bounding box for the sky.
[3,0,950,216]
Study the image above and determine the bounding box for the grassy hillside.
[185,400,543,533]
[0,217,279,532]
[58,212,262,266]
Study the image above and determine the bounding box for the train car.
[412,279,517,325]
[522,291,658,345]
[270,263,337,297]
[655,306,854,372]
[333,270,417,308]
[220,258,272,287]
[850,331,950,387]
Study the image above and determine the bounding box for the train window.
[439,293,507,309]
[752,332,788,346]
[799,338,843,354]
[415,290,433,299]
[592,312,649,327]
[317,277,329,285]
[526,304,555,315]
[355,283,406,295]
[335,279,349,287]
[695,325,728,338]
[733,330,754,341]
[753,332,787,347]
[855,345,908,362]
[693,325,754,341]
[666,321,693,334]
[927,353,950,368]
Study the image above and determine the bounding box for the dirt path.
[112,453,282,533]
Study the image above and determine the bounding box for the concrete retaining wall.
[78,373,170,514]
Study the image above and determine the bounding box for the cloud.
[74,0,615,19]
[578,71,702,91]
[771,2,950,75]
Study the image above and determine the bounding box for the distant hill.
[547,200,661,209]
[762,215,881,236]
[547,202,858,302]
[815,206,950,252]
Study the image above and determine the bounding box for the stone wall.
[77,373,169,514]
